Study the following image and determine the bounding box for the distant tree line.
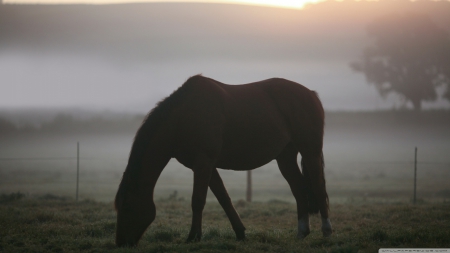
[1,111,449,138]
[0,114,144,136]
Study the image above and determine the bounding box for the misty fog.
[1,110,449,202]
[2,1,450,112]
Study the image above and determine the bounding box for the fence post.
[413,147,417,204]
[76,142,79,202]
[246,170,252,202]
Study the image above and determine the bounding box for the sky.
[3,0,324,8]
[1,0,450,113]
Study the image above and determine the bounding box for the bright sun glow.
[3,0,325,9]
[217,0,324,9]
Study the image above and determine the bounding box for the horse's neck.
[133,125,173,194]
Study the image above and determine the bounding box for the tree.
[351,13,450,110]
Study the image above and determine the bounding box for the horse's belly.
[174,128,289,171]
[216,129,289,170]
[216,102,291,170]
[215,153,277,171]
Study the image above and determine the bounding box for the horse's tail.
[301,151,329,215]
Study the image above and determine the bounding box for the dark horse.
[114,75,332,247]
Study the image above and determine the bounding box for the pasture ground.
[1,193,449,253]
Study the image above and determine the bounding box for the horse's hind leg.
[301,153,332,237]
[276,143,310,239]
[209,168,246,240]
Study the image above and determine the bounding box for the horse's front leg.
[209,168,246,240]
[187,157,214,242]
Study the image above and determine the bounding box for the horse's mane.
[115,75,201,209]
[127,75,202,176]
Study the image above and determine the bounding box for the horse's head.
[114,172,156,247]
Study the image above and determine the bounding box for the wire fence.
[1,145,449,202]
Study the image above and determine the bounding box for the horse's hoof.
[297,230,310,240]
[186,237,200,243]
[297,215,310,240]
[186,232,202,243]
[322,230,332,238]
[321,218,332,238]
[236,230,246,241]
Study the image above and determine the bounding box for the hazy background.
[1,0,449,203]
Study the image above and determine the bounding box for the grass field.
[1,193,449,253]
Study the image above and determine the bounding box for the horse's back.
[218,77,324,142]
[172,75,324,170]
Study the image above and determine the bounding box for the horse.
[114,75,332,247]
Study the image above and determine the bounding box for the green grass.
[1,193,450,253]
